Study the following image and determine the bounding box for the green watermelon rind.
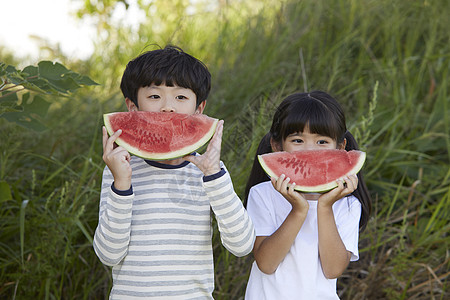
[103,112,219,161]
[257,150,366,193]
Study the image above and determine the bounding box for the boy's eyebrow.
[146,84,190,91]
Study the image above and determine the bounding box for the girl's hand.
[102,126,132,190]
[318,174,358,208]
[272,174,309,213]
[184,120,224,176]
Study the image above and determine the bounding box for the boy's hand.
[318,174,358,208]
[102,126,132,190]
[184,120,224,176]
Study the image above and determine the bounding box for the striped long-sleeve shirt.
[93,156,255,299]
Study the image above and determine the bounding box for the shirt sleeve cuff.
[111,182,133,196]
[203,168,226,182]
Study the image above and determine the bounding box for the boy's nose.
[160,101,175,112]
[160,107,175,112]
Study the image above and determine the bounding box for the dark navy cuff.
[203,168,226,182]
[111,182,133,196]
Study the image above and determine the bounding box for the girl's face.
[275,125,345,152]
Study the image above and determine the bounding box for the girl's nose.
[304,144,315,151]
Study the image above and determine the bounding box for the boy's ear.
[126,98,138,112]
[270,137,282,152]
[195,101,207,114]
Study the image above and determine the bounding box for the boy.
[93,45,255,299]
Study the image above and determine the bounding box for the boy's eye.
[317,140,329,145]
[176,95,188,100]
[292,139,303,143]
[148,95,160,99]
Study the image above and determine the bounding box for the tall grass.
[1,0,449,299]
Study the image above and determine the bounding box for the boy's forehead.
[141,84,193,91]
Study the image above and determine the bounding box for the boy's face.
[126,84,206,115]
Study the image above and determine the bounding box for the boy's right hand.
[102,126,132,190]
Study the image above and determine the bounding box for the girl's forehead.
[287,131,329,137]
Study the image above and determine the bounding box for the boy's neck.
[163,157,186,165]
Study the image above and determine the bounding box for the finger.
[271,176,277,187]
[276,174,288,193]
[271,175,284,191]
[329,179,346,198]
[348,174,358,190]
[102,126,109,151]
[287,181,296,195]
[281,176,291,194]
[183,153,198,164]
[275,174,284,191]
[105,129,122,153]
[207,120,224,152]
[343,175,357,192]
[214,120,224,137]
[104,146,129,162]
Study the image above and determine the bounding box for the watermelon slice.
[258,149,366,192]
[104,111,218,160]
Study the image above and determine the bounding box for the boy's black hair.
[244,91,371,231]
[120,45,211,108]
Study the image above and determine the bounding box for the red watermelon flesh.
[104,111,218,160]
[258,149,366,192]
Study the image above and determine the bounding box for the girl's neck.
[302,193,321,201]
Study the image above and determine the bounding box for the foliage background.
[1,0,449,299]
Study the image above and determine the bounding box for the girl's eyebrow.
[287,132,301,137]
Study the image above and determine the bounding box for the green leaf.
[36,61,98,94]
[73,74,98,86]
[24,95,51,118]
[0,181,13,201]
[22,65,39,77]
[0,90,19,103]
[0,90,20,114]
[2,94,51,131]
[38,61,72,80]
[1,60,98,130]
[20,199,29,266]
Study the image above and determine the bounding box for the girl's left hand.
[318,174,358,208]
[184,120,224,176]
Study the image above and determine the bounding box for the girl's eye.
[292,139,303,143]
[176,95,188,100]
[149,95,160,99]
[317,140,329,145]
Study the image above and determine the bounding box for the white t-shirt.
[245,181,361,300]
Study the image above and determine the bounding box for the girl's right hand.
[102,126,132,190]
[271,174,309,213]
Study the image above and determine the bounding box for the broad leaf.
[1,60,98,130]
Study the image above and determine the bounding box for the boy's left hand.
[318,174,358,208]
[184,120,224,176]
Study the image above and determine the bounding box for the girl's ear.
[126,98,138,112]
[270,137,282,152]
[338,138,347,150]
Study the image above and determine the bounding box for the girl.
[244,91,371,299]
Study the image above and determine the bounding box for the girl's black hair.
[120,45,211,108]
[244,91,371,231]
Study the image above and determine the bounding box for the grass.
[1,0,449,299]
